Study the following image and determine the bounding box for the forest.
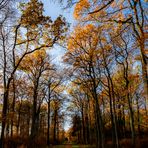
[0,0,147,148]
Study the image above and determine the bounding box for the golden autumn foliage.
[66,24,100,68]
[20,0,51,28]
[17,50,47,72]
[74,0,90,19]
[68,24,99,51]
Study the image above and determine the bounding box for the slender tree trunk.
[30,81,39,146]
[1,32,8,148]
[53,109,57,144]
[102,45,119,148]
[57,118,59,143]
[94,88,104,148]
[85,115,89,144]
[1,90,9,148]
[136,95,141,137]
[106,73,119,148]
[1,78,13,148]
[127,93,135,147]
[17,102,22,135]
[47,101,51,146]
[122,104,126,138]
[108,87,116,146]
[11,77,16,137]
[31,96,37,139]
[86,95,90,144]
[27,111,30,137]
[81,107,86,144]
[124,57,135,147]
[88,97,92,144]
[117,97,122,139]
[6,108,10,138]
[90,62,104,148]
[47,84,51,146]
[111,81,119,148]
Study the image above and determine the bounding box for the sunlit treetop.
[74,0,90,19]
[68,24,99,52]
[72,0,147,33]
[16,0,68,50]
[20,0,52,28]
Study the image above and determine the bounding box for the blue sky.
[42,0,74,68]
[42,0,74,22]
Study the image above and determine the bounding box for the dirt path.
[51,144,93,148]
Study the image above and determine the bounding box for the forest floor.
[50,145,95,148]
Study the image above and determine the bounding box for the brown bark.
[47,85,51,146]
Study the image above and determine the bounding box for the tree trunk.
[106,73,119,148]
[93,86,104,148]
[53,109,57,144]
[81,106,86,144]
[124,58,135,147]
[136,95,141,137]
[122,104,126,138]
[1,90,9,148]
[11,78,16,137]
[30,81,39,146]
[47,85,51,146]
[47,101,51,146]
[89,62,104,148]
